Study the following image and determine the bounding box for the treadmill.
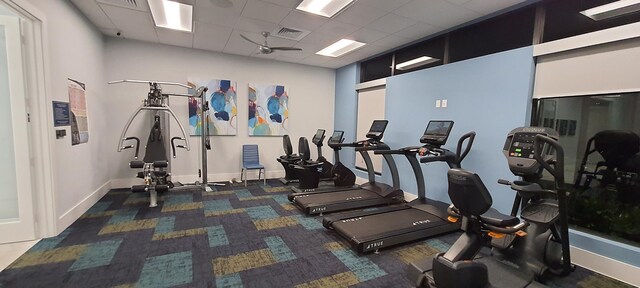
[289,120,405,215]
[323,121,476,254]
[291,130,357,194]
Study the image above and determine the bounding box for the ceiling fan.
[240,32,302,54]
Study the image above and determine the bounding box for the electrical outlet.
[442,99,447,108]
[436,100,441,108]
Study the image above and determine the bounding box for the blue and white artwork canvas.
[248,83,290,136]
[188,78,237,136]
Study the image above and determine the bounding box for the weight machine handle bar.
[117,106,190,152]
[108,79,192,90]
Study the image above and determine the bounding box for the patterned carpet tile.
[0,180,636,288]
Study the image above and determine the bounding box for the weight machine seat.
[479,208,520,227]
[520,200,559,224]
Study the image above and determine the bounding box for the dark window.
[543,0,640,43]
[393,36,445,75]
[360,53,393,83]
[448,5,536,63]
[532,93,640,247]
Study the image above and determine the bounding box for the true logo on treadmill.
[341,217,362,223]
[311,207,327,213]
[412,219,432,226]
[366,241,384,250]
[345,196,363,200]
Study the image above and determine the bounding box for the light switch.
[436,100,441,108]
[442,99,447,108]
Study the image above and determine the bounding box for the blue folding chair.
[241,144,265,187]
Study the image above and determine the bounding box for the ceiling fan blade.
[240,34,262,46]
[269,47,303,51]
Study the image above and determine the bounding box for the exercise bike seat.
[479,208,520,227]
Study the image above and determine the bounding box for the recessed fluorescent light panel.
[316,39,366,57]
[148,0,193,32]
[580,0,640,21]
[395,56,439,70]
[296,0,355,17]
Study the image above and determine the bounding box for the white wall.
[25,0,110,232]
[104,38,336,186]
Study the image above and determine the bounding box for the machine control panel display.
[312,129,325,144]
[508,132,543,159]
[328,131,344,144]
[366,120,389,139]
[420,120,454,145]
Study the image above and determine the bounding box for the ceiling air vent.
[271,27,311,41]
[97,0,140,10]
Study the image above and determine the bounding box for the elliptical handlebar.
[534,135,564,185]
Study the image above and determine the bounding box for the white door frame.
[2,0,57,238]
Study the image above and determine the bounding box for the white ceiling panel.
[224,30,262,55]
[347,28,389,43]
[279,10,328,32]
[70,0,116,29]
[394,22,441,39]
[333,1,387,27]
[371,34,412,49]
[358,0,414,12]
[193,0,246,28]
[156,28,194,48]
[261,0,300,9]
[193,22,233,52]
[241,0,291,24]
[463,0,526,15]
[74,0,530,68]
[394,0,479,28]
[367,13,417,34]
[100,4,158,42]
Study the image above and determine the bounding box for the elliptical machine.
[407,127,573,287]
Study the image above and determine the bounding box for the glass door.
[0,12,35,243]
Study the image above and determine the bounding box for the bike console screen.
[312,129,325,144]
[508,132,541,159]
[420,120,454,145]
[366,120,388,140]
[328,131,344,144]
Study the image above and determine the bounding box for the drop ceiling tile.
[393,0,479,28]
[299,31,343,46]
[156,28,194,48]
[446,0,473,5]
[299,54,331,66]
[100,4,158,42]
[371,34,412,49]
[314,20,361,38]
[71,0,116,29]
[241,0,291,24]
[193,0,246,28]
[367,13,417,34]
[224,30,263,55]
[357,0,413,12]
[347,28,389,43]
[261,0,300,9]
[463,0,525,15]
[279,10,328,31]
[96,0,150,12]
[394,22,441,39]
[234,17,280,34]
[193,22,232,52]
[333,2,388,27]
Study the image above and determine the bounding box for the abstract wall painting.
[67,78,89,145]
[248,83,290,136]
[187,79,237,136]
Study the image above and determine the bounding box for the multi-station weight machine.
[111,79,221,207]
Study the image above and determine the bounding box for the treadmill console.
[366,120,389,140]
[420,120,454,146]
[328,130,344,145]
[503,127,559,177]
[312,129,326,145]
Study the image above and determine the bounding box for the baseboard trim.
[571,246,639,287]
[56,181,111,234]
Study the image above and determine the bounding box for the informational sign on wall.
[52,101,70,127]
[67,78,89,145]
